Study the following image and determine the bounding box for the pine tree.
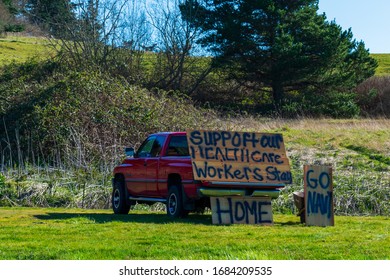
[180,0,377,111]
[26,0,76,37]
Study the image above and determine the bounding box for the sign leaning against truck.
[186,130,292,184]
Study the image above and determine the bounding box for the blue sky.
[318,0,390,53]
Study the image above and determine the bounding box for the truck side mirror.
[125,147,135,158]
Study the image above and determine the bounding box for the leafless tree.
[146,0,211,93]
[48,0,150,77]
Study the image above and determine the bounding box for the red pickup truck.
[112,131,287,218]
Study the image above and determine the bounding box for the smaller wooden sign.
[210,197,273,225]
[304,165,334,227]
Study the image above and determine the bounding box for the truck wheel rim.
[168,193,177,215]
[113,189,120,209]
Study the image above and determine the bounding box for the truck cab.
[112,132,207,218]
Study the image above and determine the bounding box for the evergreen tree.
[180,0,377,111]
[1,0,24,33]
[26,0,76,37]
[2,0,18,15]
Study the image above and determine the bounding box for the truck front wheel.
[167,186,188,218]
[112,180,130,214]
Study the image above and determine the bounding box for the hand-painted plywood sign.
[304,165,334,227]
[210,197,273,225]
[186,130,291,184]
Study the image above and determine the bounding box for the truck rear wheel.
[112,180,130,214]
[167,186,188,218]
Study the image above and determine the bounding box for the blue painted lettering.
[216,198,234,224]
[224,164,235,180]
[243,167,252,180]
[253,168,264,181]
[205,147,214,160]
[214,198,272,224]
[193,162,267,181]
[213,132,222,146]
[244,201,258,223]
[204,131,213,145]
[190,146,196,159]
[266,166,292,183]
[189,130,202,145]
[235,201,245,222]
[258,201,272,224]
[307,170,330,189]
[307,190,333,218]
[226,148,238,161]
[232,132,241,147]
[189,131,284,150]
[215,147,227,161]
[260,134,283,149]
[221,131,231,146]
[307,191,318,214]
[233,169,245,180]
[243,132,258,148]
[319,172,330,189]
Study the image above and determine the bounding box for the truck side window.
[166,136,189,156]
[136,136,156,158]
[150,135,166,157]
[136,135,166,158]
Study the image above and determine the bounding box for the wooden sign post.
[304,165,334,226]
[187,130,291,225]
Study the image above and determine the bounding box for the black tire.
[167,185,188,218]
[112,179,130,214]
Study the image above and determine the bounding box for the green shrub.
[282,91,360,118]
[4,24,24,32]
[0,174,4,188]
[356,75,390,117]
[0,175,18,206]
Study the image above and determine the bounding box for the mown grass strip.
[0,207,389,260]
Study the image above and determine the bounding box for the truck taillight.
[200,180,211,186]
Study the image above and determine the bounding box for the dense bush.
[281,91,360,118]
[356,75,390,117]
[0,168,111,208]
[4,24,24,32]
[0,59,217,170]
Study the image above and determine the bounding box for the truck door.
[158,135,190,197]
[144,135,166,197]
[126,136,157,197]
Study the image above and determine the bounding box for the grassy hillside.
[0,36,51,65]
[1,36,390,74]
[371,54,390,75]
[0,207,389,260]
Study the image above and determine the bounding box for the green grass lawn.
[0,207,388,260]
